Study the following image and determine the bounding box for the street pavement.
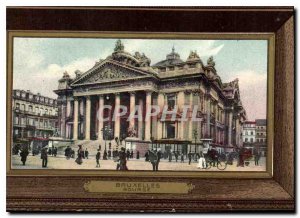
[11,154,266,171]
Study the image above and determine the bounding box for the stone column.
[177,91,185,139]
[66,99,71,117]
[188,92,193,140]
[73,97,79,140]
[205,92,211,138]
[98,95,104,141]
[114,93,120,139]
[85,96,91,140]
[235,116,240,147]
[129,92,136,130]
[60,104,66,138]
[144,91,152,141]
[138,97,144,139]
[157,93,165,139]
[228,109,233,146]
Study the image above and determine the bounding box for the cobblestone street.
[12,154,266,171]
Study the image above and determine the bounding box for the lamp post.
[150,136,154,150]
[115,137,119,151]
[101,125,112,151]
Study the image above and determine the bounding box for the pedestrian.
[75,145,83,165]
[20,147,29,166]
[48,147,52,156]
[136,150,140,159]
[103,150,108,160]
[65,146,71,159]
[168,152,172,162]
[254,149,260,166]
[130,150,134,159]
[188,152,192,165]
[175,151,178,162]
[180,153,184,163]
[197,151,206,169]
[126,149,130,160]
[41,147,48,168]
[85,148,89,159]
[53,147,57,157]
[119,147,128,170]
[149,150,162,171]
[108,149,111,159]
[145,150,149,161]
[96,149,101,168]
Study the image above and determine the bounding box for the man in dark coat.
[119,147,128,170]
[180,153,184,163]
[53,147,57,157]
[253,149,260,166]
[84,148,89,159]
[64,146,71,159]
[20,147,29,166]
[174,151,178,162]
[96,149,101,168]
[149,150,161,171]
[136,150,140,159]
[188,152,192,165]
[41,147,48,168]
[168,152,172,162]
[145,150,149,162]
[130,150,134,159]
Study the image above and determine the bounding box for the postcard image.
[10,35,270,172]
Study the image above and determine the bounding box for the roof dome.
[152,46,184,67]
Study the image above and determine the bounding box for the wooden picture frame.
[6,7,295,212]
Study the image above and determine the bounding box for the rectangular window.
[167,94,176,110]
[160,68,166,72]
[166,122,176,139]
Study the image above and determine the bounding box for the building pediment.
[71,60,157,87]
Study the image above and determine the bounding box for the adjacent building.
[255,119,267,156]
[12,89,59,144]
[54,40,247,155]
[242,121,256,149]
[242,119,267,156]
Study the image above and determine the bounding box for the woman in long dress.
[75,145,83,165]
[197,151,206,169]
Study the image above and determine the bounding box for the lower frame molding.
[7,198,295,212]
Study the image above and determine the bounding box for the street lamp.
[150,136,155,150]
[101,125,112,151]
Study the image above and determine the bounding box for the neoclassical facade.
[54,40,246,153]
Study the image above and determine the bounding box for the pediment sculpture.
[84,66,140,83]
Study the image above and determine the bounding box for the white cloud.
[13,56,97,98]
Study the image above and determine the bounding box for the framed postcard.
[6,7,295,212]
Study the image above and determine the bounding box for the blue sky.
[13,37,268,120]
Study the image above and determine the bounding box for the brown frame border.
[6,7,295,212]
